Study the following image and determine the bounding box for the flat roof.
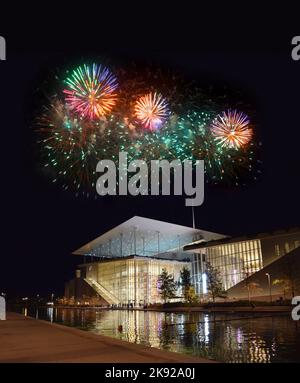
[184,226,300,251]
[79,254,191,265]
[73,216,225,257]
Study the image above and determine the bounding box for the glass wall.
[192,239,263,293]
[86,257,190,305]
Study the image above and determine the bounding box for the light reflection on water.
[19,307,300,363]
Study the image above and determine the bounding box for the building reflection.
[19,307,300,363]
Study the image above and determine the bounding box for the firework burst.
[134,92,170,130]
[36,63,260,196]
[63,63,118,120]
[37,98,134,196]
[211,110,253,149]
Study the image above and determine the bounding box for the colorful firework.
[63,63,118,120]
[36,63,260,196]
[124,110,259,186]
[37,99,132,196]
[211,110,253,149]
[134,92,170,130]
[116,66,187,116]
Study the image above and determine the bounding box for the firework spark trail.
[37,98,135,195]
[63,63,118,120]
[36,64,260,196]
[211,110,253,149]
[134,92,170,130]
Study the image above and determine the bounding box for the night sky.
[1,6,300,298]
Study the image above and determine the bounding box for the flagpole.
[192,205,195,229]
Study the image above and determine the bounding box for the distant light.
[202,273,207,294]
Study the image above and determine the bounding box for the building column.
[120,233,123,257]
[133,227,137,255]
[134,259,137,306]
[157,231,160,254]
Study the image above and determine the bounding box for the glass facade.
[192,239,263,292]
[85,256,190,305]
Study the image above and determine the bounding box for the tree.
[205,262,227,302]
[272,278,292,299]
[157,268,177,303]
[179,267,192,303]
[248,282,262,297]
[185,286,198,304]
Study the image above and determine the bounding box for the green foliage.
[185,286,198,303]
[157,268,177,303]
[180,267,191,289]
[179,267,194,303]
[205,262,227,302]
[272,278,292,298]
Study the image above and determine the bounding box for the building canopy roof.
[184,226,300,252]
[73,216,225,258]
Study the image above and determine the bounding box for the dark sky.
[1,5,300,298]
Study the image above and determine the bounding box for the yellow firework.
[211,110,253,149]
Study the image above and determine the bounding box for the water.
[16,307,300,363]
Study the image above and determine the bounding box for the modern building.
[184,227,300,299]
[65,216,225,305]
[64,216,300,305]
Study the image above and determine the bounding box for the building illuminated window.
[284,242,290,254]
[84,256,189,305]
[201,239,263,291]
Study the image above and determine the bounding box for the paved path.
[0,313,213,363]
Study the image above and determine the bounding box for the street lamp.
[265,273,272,303]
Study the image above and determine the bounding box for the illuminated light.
[211,110,253,149]
[202,273,207,294]
[63,63,118,120]
[134,92,169,130]
[204,314,210,344]
[233,269,238,285]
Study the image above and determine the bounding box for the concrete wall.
[64,277,107,305]
[261,231,300,266]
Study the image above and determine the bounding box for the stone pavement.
[0,312,214,363]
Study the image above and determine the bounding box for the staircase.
[84,278,120,305]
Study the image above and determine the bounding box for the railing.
[84,278,120,305]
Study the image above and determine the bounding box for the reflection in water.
[17,307,300,363]
[47,307,53,323]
